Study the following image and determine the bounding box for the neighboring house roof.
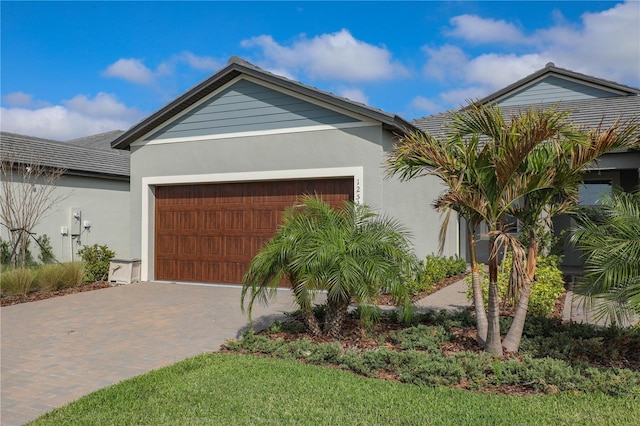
[478,62,640,105]
[112,56,418,150]
[0,132,130,180]
[414,96,640,138]
[67,130,125,151]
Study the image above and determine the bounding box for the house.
[0,131,131,263]
[111,57,459,285]
[414,62,640,270]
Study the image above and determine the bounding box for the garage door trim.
[140,167,364,281]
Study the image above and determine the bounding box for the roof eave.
[476,64,640,106]
[112,58,418,149]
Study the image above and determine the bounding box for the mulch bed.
[0,281,112,307]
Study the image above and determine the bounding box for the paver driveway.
[1,282,297,425]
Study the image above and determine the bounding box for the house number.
[355,178,362,204]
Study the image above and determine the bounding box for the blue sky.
[2,1,639,140]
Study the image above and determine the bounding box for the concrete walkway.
[1,282,297,426]
[414,279,470,312]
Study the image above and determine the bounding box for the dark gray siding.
[149,79,360,140]
[498,76,620,106]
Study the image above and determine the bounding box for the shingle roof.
[112,56,417,150]
[1,132,130,180]
[413,96,640,138]
[67,130,125,151]
[478,62,640,105]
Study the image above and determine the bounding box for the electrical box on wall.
[69,207,82,236]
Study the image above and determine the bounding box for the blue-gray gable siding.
[148,79,360,140]
[498,76,620,107]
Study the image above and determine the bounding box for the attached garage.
[113,57,458,283]
[155,178,354,284]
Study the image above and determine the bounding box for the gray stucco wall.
[129,124,458,280]
[1,173,130,263]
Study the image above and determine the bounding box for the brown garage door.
[155,178,354,284]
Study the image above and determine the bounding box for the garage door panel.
[156,260,176,280]
[155,178,353,284]
[157,211,178,230]
[179,211,198,230]
[178,261,198,281]
[178,236,198,255]
[157,236,177,255]
[201,236,223,255]
[224,211,247,229]
[252,210,276,230]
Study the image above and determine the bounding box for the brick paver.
[1,282,296,426]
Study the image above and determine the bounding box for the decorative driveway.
[1,282,296,425]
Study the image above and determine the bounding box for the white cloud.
[337,87,369,105]
[2,92,34,106]
[424,1,639,109]
[175,51,222,71]
[464,53,545,89]
[422,45,468,82]
[447,14,527,44]
[410,96,442,114]
[0,93,144,140]
[242,29,408,82]
[438,86,492,106]
[103,52,224,85]
[102,58,155,84]
[536,1,640,83]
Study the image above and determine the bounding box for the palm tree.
[241,195,417,337]
[570,190,640,325]
[389,102,589,355]
[502,119,639,351]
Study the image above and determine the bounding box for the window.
[579,180,612,206]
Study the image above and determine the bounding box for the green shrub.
[59,262,85,288]
[0,239,11,265]
[408,255,468,295]
[0,267,37,295]
[37,263,66,291]
[78,244,115,282]
[466,253,565,317]
[36,234,55,264]
[390,324,450,352]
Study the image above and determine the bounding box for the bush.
[408,255,468,295]
[37,263,66,291]
[467,253,565,317]
[36,234,55,264]
[59,262,85,288]
[78,244,115,282]
[1,268,37,295]
[0,239,11,265]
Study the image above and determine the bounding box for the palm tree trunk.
[304,309,322,336]
[324,298,350,338]
[503,235,537,353]
[485,238,503,355]
[468,224,488,348]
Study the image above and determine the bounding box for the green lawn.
[31,353,639,425]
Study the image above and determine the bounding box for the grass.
[31,353,640,425]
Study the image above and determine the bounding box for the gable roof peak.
[112,56,417,150]
[478,63,640,105]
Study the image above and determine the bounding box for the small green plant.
[408,255,468,295]
[466,253,565,317]
[37,263,66,291]
[78,244,115,282]
[0,239,11,265]
[59,262,85,288]
[0,267,37,295]
[36,234,55,264]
